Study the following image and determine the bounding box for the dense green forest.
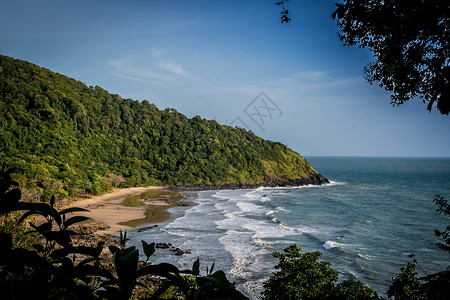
[0,55,327,202]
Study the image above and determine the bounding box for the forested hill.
[0,55,328,202]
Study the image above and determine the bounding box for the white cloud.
[292,70,329,81]
[108,58,170,86]
[156,61,188,76]
[112,72,163,87]
[261,70,363,96]
[108,51,197,85]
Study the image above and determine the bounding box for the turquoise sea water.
[128,157,450,298]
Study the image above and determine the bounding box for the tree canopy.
[263,244,380,299]
[0,55,326,202]
[332,0,449,115]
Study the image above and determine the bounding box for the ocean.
[127,157,450,298]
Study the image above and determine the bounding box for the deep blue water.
[128,157,450,298]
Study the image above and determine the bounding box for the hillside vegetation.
[0,55,327,201]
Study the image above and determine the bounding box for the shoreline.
[64,187,176,235]
[65,178,329,236]
[167,173,329,191]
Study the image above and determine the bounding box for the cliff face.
[0,55,328,200]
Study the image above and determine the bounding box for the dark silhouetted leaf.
[32,244,45,252]
[109,245,121,255]
[50,195,55,207]
[142,240,155,260]
[64,215,91,228]
[1,188,21,211]
[192,258,200,276]
[114,248,139,281]
[59,207,90,215]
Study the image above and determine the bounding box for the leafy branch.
[276,0,291,23]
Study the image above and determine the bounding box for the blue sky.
[1,0,449,157]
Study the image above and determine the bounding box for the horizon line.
[303,155,450,159]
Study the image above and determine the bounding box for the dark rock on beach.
[137,225,159,232]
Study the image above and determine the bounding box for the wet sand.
[63,187,184,235]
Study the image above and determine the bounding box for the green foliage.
[333,0,449,115]
[262,244,379,299]
[387,195,450,299]
[332,279,380,300]
[387,254,423,300]
[0,165,248,299]
[0,55,324,203]
[386,253,450,299]
[0,211,39,250]
[263,244,337,299]
[433,195,450,256]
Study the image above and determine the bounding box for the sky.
[1,0,449,157]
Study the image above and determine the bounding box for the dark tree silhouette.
[332,0,449,115]
[276,0,291,23]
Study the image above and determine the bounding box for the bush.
[262,244,379,300]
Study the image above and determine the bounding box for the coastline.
[168,173,330,191]
[64,187,177,235]
[64,175,329,236]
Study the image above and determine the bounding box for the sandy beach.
[63,187,180,235]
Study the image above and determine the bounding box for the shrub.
[263,244,379,300]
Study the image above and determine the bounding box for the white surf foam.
[323,240,341,250]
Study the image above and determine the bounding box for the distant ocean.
[127,157,450,299]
